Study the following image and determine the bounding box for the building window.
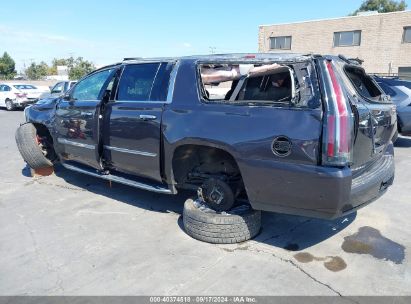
[403,27,411,43]
[269,36,292,50]
[333,30,361,47]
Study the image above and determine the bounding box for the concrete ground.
[0,109,410,297]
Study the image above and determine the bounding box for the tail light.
[322,60,353,166]
[14,92,27,98]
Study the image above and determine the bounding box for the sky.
[0,0,410,72]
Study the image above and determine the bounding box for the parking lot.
[0,109,410,296]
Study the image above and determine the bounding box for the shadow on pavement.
[52,164,191,215]
[253,211,356,251]
[29,164,356,251]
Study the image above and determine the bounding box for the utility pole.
[209,47,217,54]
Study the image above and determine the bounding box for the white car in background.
[13,84,50,100]
[0,83,47,110]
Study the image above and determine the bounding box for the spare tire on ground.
[183,198,261,244]
[15,123,54,169]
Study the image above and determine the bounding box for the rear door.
[102,62,174,182]
[54,68,117,169]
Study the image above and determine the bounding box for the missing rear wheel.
[198,178,235,212]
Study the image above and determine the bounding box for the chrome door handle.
[80,112,93,118]
[138,114,157,121]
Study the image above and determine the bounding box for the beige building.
[258,11,411,77]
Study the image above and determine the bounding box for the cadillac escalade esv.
[16,53,396,243]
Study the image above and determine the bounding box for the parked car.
[374,76,411,136]
[0,83,40,110]
[39,81,77,100]
[13,84,49,99]
[16,54,396,244]
[13,75,27,80]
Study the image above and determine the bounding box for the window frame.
[333,30,361,47]
[113,61,177,104]
[51,82,64,94]
[196,62,321,109]
[269,36,292,50]
[403,26,411,43]
[69,67,117,102]
[341,64,388,104]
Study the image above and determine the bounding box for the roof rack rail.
[123,57,143,61]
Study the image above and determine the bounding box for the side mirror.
[63,94,71,101]
[103,90,111,101]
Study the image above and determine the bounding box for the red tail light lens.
[322,61,353,166]
[14,92,27,98]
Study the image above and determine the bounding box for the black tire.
[183,198,261,244]
[15,123,53,169]
[5,99,15,111]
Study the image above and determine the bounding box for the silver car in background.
[39,81,77,99]
[374,76,411,136]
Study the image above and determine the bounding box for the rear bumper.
[343,145,394,216]
[14,98,37,108]
[241,145,394,219]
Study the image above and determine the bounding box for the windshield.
[14,85,37,90]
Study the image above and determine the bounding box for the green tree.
[25,61,49,80]
[68,57,95,80]
[351,0,407,15]
[0,52,16,79]
[48,58,72,75]
[48,56,95,80]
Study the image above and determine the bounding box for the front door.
[102,62,174,182]
[54,68,117,169]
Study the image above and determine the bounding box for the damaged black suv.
[16,53,396,244]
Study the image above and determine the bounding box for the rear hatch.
[342,63,396,171]
[317,57,396,172]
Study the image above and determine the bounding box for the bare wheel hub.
[198,178,235,212]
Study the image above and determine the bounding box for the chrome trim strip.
[61,163,172,194]
[57,138,95,150]
[104,145,157,157]
[166,60,181,103]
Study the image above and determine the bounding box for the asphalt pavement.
[0,109,410,297]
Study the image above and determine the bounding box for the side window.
[0,85,3,92]
[151,62,174,101]
[52,82,64,93]
[72,69,112,101]
[4,85,11,92]
[198,63,303,106]
[117,63,160,101]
